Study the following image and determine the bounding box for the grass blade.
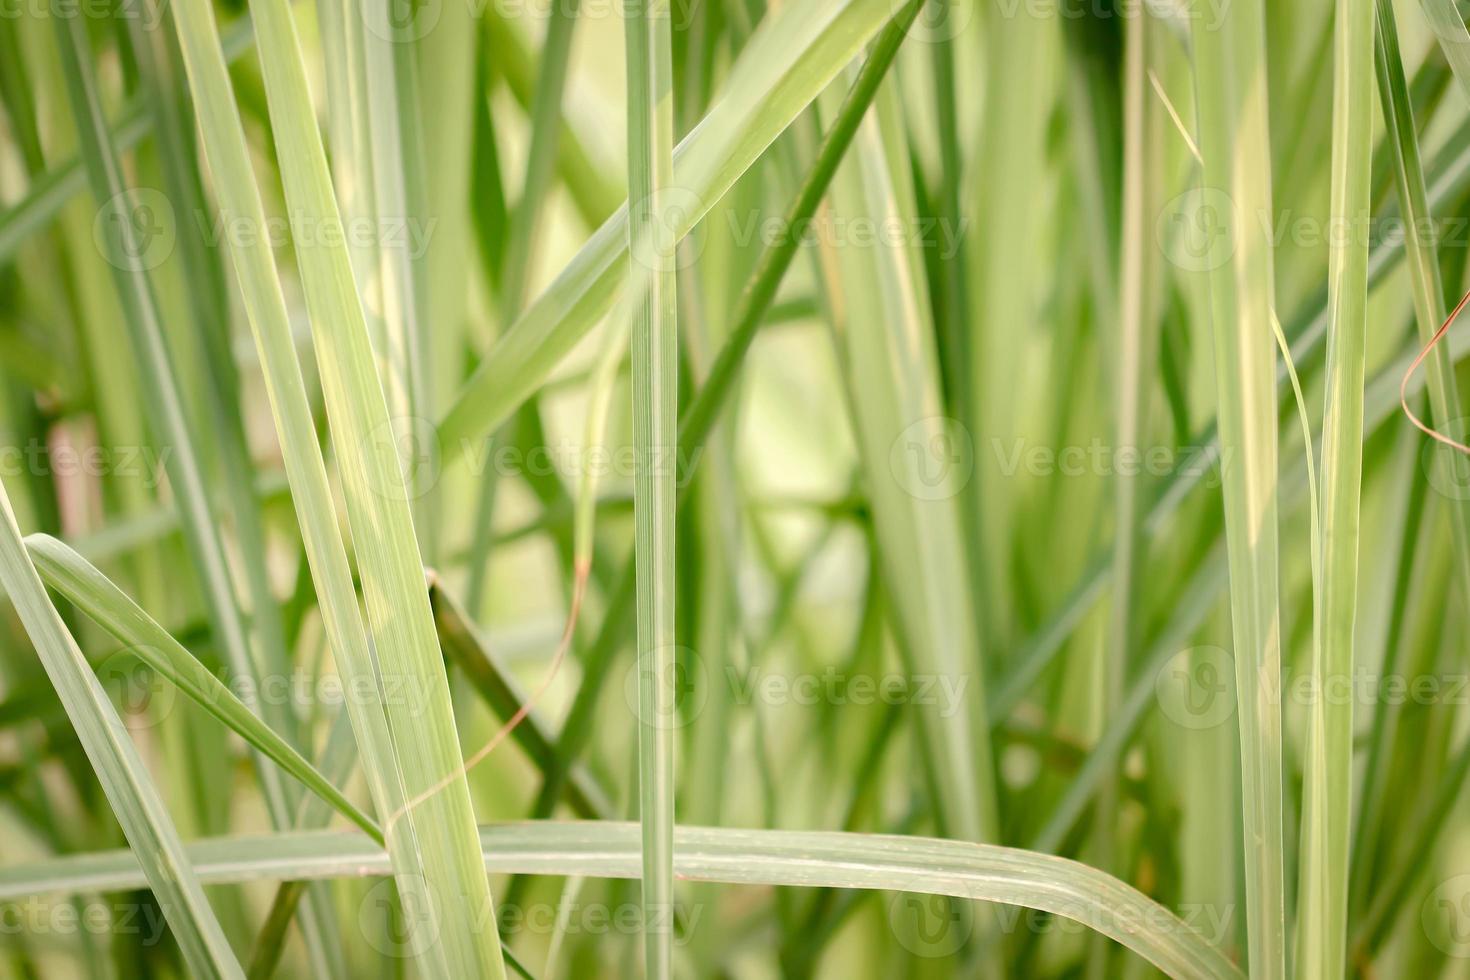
[0,823,1243,979]
[162,0,498,971]
[438,0,898,452]
[1295,0,1374,974]
[230,0,505,972]
[1381,0,1470,606]
[1189,1,1287,974]
[623,0,678,974]
[24,533,381,843]
[0,482,241,979]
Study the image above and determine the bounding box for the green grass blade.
[624,0,678,974]
[499,0,582,321]
[528,7,926,823]
[231,0,505,972]
[820,36,994,844]
[1421,0,1470,104]
[0,823,1243,980]
[438,0,898,452]
[0,483,241,979]
[1380,0,1470,607]
[24,534,382,844]
[1295,0,1374,974]
[161,0,493,971]
[431,582,613,820]
[51,6,302,822]
[0,16,257,268]
[1189,1,1287,975]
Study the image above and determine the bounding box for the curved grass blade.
[24,534,382,843]
[0,823,1243,980]
[0,482,241,979]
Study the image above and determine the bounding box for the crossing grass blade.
[438,0,900,452]
[51,0,307,832]
[23,534,381,843]
[227,0,505,973]
[522,5,932,831]
[0,481,242,979]
[162,0,502,972]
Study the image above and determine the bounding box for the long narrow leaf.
[0,823,1243,980]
